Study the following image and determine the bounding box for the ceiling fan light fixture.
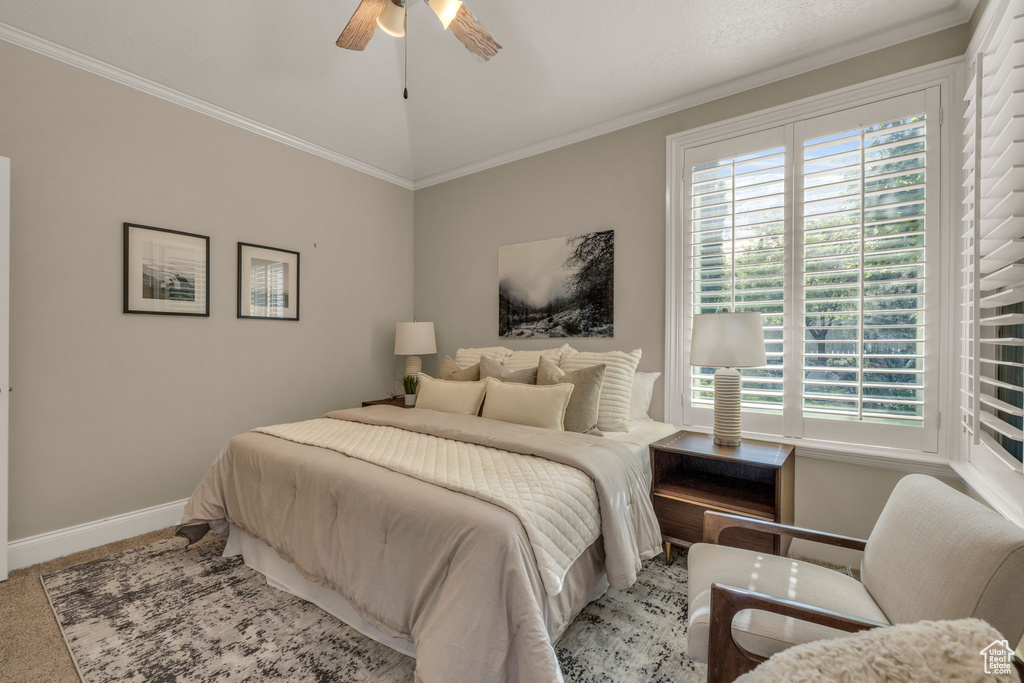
[377,0,406,37]
[428,0,463,30]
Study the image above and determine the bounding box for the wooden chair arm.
[703,511,868,552]
[707,582,887,683]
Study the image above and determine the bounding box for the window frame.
[665,60,960,463]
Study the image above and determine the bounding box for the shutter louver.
[962,0,1024,471]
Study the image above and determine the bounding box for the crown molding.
[412,4,972,189]
[0,22,416,191]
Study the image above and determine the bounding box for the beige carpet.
[0,527,179,683]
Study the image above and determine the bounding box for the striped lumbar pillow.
[558,348,642,432]
[453,346,513,369]
[503,344,573,372]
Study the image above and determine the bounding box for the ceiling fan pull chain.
[403,3,409,100]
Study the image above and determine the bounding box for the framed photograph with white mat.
[123,222,210,317]
[237,242,300,321]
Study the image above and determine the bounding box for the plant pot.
[404,393,417,407]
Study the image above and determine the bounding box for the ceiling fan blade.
[336,0,387,51]
[448,3,502,61]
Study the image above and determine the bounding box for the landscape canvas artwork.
[499,230,613,338]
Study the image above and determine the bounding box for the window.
[674,89,941,452]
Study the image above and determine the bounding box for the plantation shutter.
[795,91,940,451]
[961,0,1024,484]
[683,128,787,434]
[679,91,941,451]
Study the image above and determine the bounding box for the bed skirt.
[223,523,610,661]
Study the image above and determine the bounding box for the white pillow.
[503,343,573,371]
[629,371,661,421]
[415,375,489,416]
[481,380,574,430]
[454,346,513,369]
[559,348,642,432]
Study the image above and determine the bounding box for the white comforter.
[258,417,601,595]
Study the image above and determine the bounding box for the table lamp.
[689,311,766,446]
[395,322,436,376]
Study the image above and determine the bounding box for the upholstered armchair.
[686,474,1024,682]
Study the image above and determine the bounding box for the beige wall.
[0,41,414,540]
[0,22,976,550]
[414,26,970,559]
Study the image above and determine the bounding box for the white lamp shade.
[395,322,437,355]
[428,0,462,29]
[377,0,406,37]
[689,312,767,368]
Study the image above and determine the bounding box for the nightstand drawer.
[653,494,775,554]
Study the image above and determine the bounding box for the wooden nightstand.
[361,397,413,408]
[650,431,794,562]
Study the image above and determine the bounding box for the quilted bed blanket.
[256,417,599,595]
[178,406,662,683]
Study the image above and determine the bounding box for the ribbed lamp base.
[713,367,742,447]
[405,356,422,377]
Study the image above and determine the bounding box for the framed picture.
[123,222,210,316]
[237,242,300,321]
[499,229,613,338]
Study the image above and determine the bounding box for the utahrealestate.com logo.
[980,640,1016,676]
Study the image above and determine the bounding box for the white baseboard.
[6,498,188,572]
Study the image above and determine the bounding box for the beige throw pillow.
[503,344,573,371]
[559,348,642,432]
[481,381,574,430]
[453,346,513,369]
[439,356,480,381]
[537,357,605,435]
[415,375,489,416]
[480,356,538,384]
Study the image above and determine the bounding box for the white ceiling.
[0,0,975,186]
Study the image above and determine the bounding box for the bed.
[178,405,675,683]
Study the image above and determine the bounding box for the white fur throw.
[737,618,1020,683]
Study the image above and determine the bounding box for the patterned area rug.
[42,535,705,682]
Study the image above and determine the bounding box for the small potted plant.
[402,375,419,407]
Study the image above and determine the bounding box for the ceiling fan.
[336,0,501,61]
